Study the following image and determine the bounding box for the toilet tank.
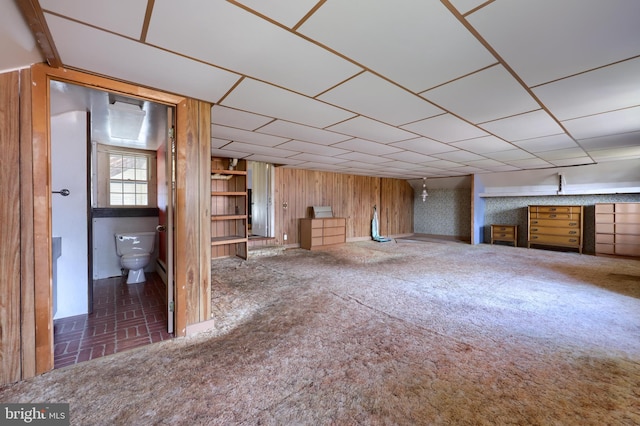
[115,232,156,256]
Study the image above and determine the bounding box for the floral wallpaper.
[413,188,471,238]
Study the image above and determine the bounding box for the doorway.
[49,80,176,367]
[248,161,274,238]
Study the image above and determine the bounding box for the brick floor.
[53,273,173,369]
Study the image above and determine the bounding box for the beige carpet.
[2,240,640,425]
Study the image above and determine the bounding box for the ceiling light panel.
[221,79,355,128]
[40,0,147,39]
[326,116,417,144]
[211,105,273,131]
[480,110,564,141]
[421,65,539,124]
[257,120,351,145]
[319,72,443,126]
[233,0,320,28]
[562,106,640,140]
[298,0,496,92]
[468,0,640,86]
[211,124,290,147]
[146,0,361,96]
[331,139,402,156]
[533,58,640,121]
[401,114,488,143]
[44,14,241,103]
[390,138,458,155]
[450,136,515,154]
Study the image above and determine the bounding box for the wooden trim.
[20,68,37,380]
[30,63,189,372]
[16,0,62,68]
[198,102,212,322]
[92,207,159,218]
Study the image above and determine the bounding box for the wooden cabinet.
[491,224,517,246]
[595,203,640,258]
[528,205,583,253]
[300,218,346,250]
[211,158,247,259]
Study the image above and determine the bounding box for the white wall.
[93,217,159,279]
[51,111,88,319]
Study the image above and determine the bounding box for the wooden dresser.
[491,224,517,246]
[595,202,640,258]
[528,205,583,253]
[300,218,346,250]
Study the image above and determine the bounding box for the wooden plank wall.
[0,71,22,384]
[274,168,414,245]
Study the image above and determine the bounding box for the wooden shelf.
[211,191,246,196]
[211,235,248,246]
[211,169,247,176]
[211,214,246,221]
[211,158,248,259]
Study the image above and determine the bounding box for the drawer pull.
[532,236,538,239]
[569,231,577,235]
[549,208,557,211]
[531,228,538,232]
[499,227,506,231]
[531,220,538,224]
[569,222,577,226]
[499,233,506,237]
[549,214,557,218]
[569,239,577,243]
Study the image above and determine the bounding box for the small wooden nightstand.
[491,224,517,247]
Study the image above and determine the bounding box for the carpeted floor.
[2,240,640,425]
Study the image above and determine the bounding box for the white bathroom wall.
[93,217,159,279]
[51,111,88,320]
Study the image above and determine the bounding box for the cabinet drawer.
[533,206,581,214]
[616,223,640,235]
[616,234,640,245]
[529,234,580,246]
[597,223,614,234]
[615,214,640,225]
[615,203,640,214]
[595,203,614,214]
[323,226,344,237]
[530,227,580,237]
[311,228,323,238]
[310,219,323,229]
[615,244,640,257]
[596,243,615,254]
[596,233,614,244]
[324,218,345,228]
[493,231,514,239]
[529,218,580,228]
[532,212,579,220]
[596,213,614,223]
[323,235,345,245]
[311,237,323,246]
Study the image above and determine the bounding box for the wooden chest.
[491,224,517,247]
[528,205,583,253]
[300,218,346,250]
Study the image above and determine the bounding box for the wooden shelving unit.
[211,158,247,259]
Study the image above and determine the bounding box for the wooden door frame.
[30,63,189,374]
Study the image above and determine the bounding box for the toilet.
[114,232,156,284]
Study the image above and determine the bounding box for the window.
[109,153,150,206]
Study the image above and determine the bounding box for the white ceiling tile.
[488,165,521,172]
[380,161,424,170]
[211,105,273,131]
[421,65,539,124]
[535,148,589,161]
[401,114,488,143]
[549,157,595,167]
[334,161,383,170]
[382,151,438,163]
[533,58,640,121]
[512,134,578,153]
[588,146,640,162]
[450,136,515,154]
[577,131,640,151]
[335,152,392,164]
[221,79,355,128]
[40,0,147,39]
[562,106,640,140]
[326,116,417,143]
[211,124,290,147]
[433,150,485,163]
[211,137,231,149]
[288,153,349,164]
[468,0,640,86]
[0,1,43,72]
[480,110,564,141]
[319,72,442,126]
[331,139,402,156]
[276,140,350,157]
[147,0,361,96]
[210,148,251,158]
[487,149,535,161]
[245,155,305,165]
[424,159,468,169]
[232,0,319,28]
[290,162,348,171]
[449,0,489,14]
[299,0,496,92]
[224,142,298,157]
[45,14,241,103]
[390,138,458,155]
[257,120,350,145]
[506,158,552,168]
[466,159,507,168]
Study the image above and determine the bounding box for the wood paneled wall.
[0,71,22,384]
[274,168,413,245]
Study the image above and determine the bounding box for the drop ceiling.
[12,0,640,178]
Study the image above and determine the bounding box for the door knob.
[52,189,70,196]
[156,225,167,232]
